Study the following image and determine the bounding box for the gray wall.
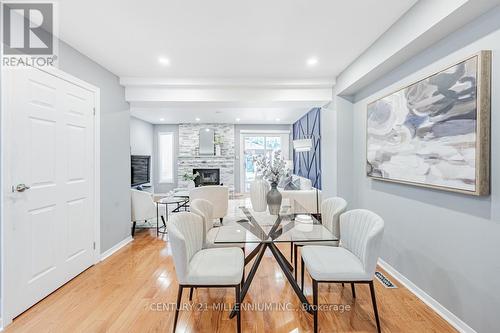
[321,100,354,205]
[332,7,500,332]
[234,124,292,192]
[153,124,179,193]
[58,41,131,253]
[130,116,154,185]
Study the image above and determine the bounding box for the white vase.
[187,180,196,190]
[250,175,269,212]
[215,145,221,156]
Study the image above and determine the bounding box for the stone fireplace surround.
[177,123,235,190]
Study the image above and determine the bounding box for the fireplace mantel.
[177,123,235,190]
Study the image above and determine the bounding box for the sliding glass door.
[240,132,289,192]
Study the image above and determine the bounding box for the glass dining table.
[213,198,338,317]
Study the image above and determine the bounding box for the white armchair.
[190,199,245,249]
[168,212,244,333]
[189,186,229,223]
[130,189,164,236]
[301,209,384,333]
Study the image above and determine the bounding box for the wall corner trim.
[100,236,133,262]
[378,258,477,333]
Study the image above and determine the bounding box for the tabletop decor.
[249,174,269,212]
[255,151,286,214]
[295,214,313,223]
[366,51,491,195]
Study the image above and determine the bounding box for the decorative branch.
[254,150,286,185]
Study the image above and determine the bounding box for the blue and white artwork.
[366,56,483,193]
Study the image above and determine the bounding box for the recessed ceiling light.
[235,118,241,122]
[158,57,170,66]
[275,118,281,122]
[160,118,165,121]
[307,57,318,67]
[195,117,201,122]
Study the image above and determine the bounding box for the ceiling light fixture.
[307,57,318,67]
[195,117,201,122]
[275,118,281,122]
[158,57,170,66]
[160,118,165,121]
[235,118,241,122]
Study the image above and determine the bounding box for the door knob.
[15,184,31,192]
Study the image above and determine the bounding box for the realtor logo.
[3,2,53,55]
[2,2,57,67]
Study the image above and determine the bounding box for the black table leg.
[273,244,294,272]
[268,243,312,314]
[172,199,189,212]
[240,244,266,299]
[244,244,263,265]
[157,203,169,235]
[229,243,266,319]
[173,202,181,213]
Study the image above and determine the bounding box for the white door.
[3,66,96,321]
[240,133,290,192]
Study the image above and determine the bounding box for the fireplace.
[193,168,221,186]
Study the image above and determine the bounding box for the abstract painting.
[366,51,491,195]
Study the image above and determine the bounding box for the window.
[158,132,174,183]
[240,132,289,192]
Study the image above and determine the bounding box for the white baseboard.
[378,258,476,333]
[100,236,133,262]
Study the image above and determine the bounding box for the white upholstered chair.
[301,209,384,333]
[190,199,245,249]
[168,212,244,333]
[189,186,229,224]
[292,197,347,282]
[130,189,165,236]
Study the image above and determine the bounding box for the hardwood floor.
[5,230,457,333]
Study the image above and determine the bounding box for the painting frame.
[366,51,491,196]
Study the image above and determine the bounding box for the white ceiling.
[58,0,418,124]
[59,0,417,79]
[130,103,316,124]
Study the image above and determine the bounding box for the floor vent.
[375,271,397,288]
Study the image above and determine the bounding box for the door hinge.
[93,107,96,116]
[93,241,96,250]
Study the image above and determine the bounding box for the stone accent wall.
[178,124,235,189]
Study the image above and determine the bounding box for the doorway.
[240,132,290,192]
[1,66,101,325]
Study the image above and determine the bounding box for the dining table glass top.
[213,198,338,244]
